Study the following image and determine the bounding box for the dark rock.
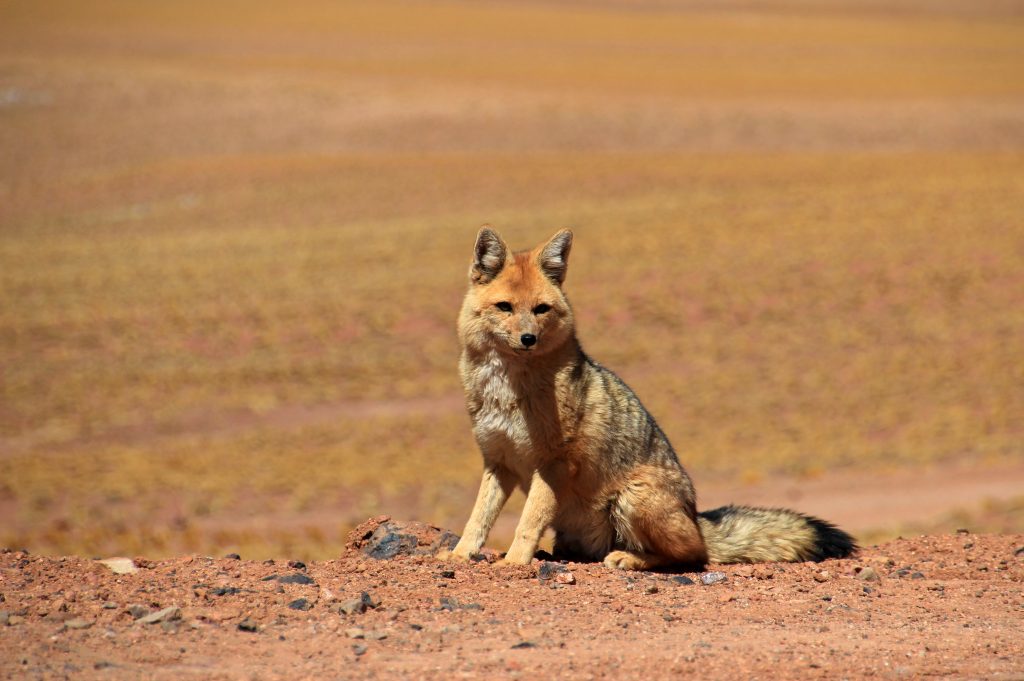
[644,584,659,595]
[261,574,277,581]
[346,516,463,559]
[278,574,316,585]
[361,591,381,609]
[1014,547,1024,557]
[438,570,456,579]
[352,643,368,656]
[287,560,306,570]
[238,617,258,632]
[211,587,242,597]
[93,662,115,670]
[365,529,419,560]
[511,641,536,649]
[700,572,727,586]
[224,553,241,560]
[671,576,696,586]
[537,561,569,582]
[288,598,312,611]
[438,596,459,612]
[911,572,925,579]
[64,618,93,630]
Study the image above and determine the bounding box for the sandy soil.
[2,517,1022,680]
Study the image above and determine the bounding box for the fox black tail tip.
[805,514,858,561]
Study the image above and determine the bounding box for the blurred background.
[1,0,1022,559]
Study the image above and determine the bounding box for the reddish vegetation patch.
[1,521,1022,679]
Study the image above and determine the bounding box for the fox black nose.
[520,333,537,347]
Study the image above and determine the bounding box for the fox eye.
[495,301,513,312]
[533,303,551,314]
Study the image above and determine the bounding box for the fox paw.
[603,550,648,571]
[436,548,472,563]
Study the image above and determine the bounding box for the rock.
[102,602,118,609]
[365,630,388,640]
[7,615,23,626]
[438,570,456,579]
[813,571,831,583]
[671,576,696,586]
[287,598,312,611]
[346,516,461,559]
[352,643,368,656]
[64,618,93,630]
[97,558,138,575]
[346,627,366,639]
[438,597,459,612]
[554,572,576,585]
[361,591,381,609]
[278,574,316,585]
[1014,547,1024,557]
[537,561,569,583]
[224,553,241,560]
[856,567,881,582]
[733,566,754,578]
[238,617,258,632]
[752,566,774,580]
[511,641,536,649]
[910,571,925,579]
[138,607,181,625]
[700,571,727,586]
[126,605,150,620]
[643,584,659,594]
[337,599,366,616]
[287,560,306,570]
[211,587,242,596]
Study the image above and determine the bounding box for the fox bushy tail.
[697,505,857,564]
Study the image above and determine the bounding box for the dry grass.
[1,0,1023,558]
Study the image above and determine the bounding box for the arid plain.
[2,0,1023,560]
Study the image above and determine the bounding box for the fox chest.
[465,358,555,467]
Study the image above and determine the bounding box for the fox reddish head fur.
[459,227,575,359]
[445,227,857,570]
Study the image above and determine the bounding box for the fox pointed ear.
[471,225,508,284]
[538,229,573,285]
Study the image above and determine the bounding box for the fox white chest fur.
[464,350,535,464]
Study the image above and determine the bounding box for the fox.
[445,226,856,571]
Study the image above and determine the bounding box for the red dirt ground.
[2,517,1022,680]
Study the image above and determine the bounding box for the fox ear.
[471,225,507,284]
[539,229,573,285]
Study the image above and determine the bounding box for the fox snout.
[520,333,537,348]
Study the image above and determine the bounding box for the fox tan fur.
[446,227,856,570]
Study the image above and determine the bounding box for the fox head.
[459,226,575,359]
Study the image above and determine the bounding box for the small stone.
[1014,547,1024,557]
[752,566,774,580]
[346,627,366,639]
[671,576,695,586]
[361,591,381,609]
[365,630,388,640]
[278,574,315,585]
[7,615,23,626]
[287,560,306,570]
[537,561,569,582]
[956,528,970,535]
[211,587,242,597]
[438,597,459,611]
[338,599,366,616]
[438,570,456,579]
[224,553,241,560]
[97,558,138,575]
[643,584,659,594]
[352,643,368,656]
[287,598,312,611]
[127,604,150,620]
[102,602,118,610]
[856,567,881,582]
[813,571,831,583]
[238,617,259,632]
[733,566,754,578]
[554,572,576,585]
[138,606,181,625]
[910,571,925,579]
[511,641,536,649]
[64,618,93,630]
[700,571,727,586]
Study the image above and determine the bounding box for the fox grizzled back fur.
[445,226,856,570]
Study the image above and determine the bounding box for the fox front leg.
[446,465,516,561]
[501,470,557,565]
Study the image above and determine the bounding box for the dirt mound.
[1,524,1022,679]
